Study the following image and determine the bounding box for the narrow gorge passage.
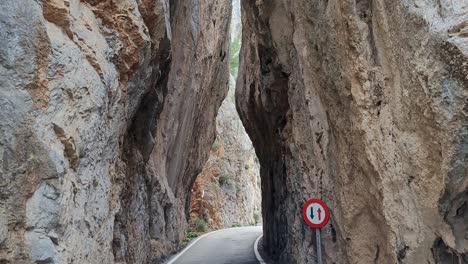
[0,1,467,264]
[188,0,262,234]
[168,226,262,264]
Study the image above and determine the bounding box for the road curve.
[167,226,262,264]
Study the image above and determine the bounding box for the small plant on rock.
[253,212,260,224]
[212,140,221,151]
[194,218,208,232]
[187,230,199,239]
[235,184,241,194]
[218,173,231,186]
[182,229,199,247]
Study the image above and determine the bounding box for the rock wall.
[0,0,230,263]
[190,75,262,230]
[236,0,467,263]
[189,0,262,231]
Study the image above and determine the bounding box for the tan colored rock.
[190,75,262,230]
[0,1,230,263]
[189,1,262,231]
[237,0,467,263]
[2,0,466,263]
[115,1,231,262]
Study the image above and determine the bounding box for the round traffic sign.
[302,198,330,228]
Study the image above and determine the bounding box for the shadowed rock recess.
[0,0,230,263]
[0,0,467,264]
[236,0,467,264]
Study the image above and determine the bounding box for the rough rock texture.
[0,0,230,263]
[190,76,262,229]
[237,0,467,263]
[190,0,262,230]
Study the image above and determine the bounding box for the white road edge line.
[165,227,255,264]
[165,229,222,264]
[254,234,266,264]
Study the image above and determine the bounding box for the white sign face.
[306,203,326,225]
[303,198,330,228]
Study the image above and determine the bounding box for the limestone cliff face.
[237,0,467,263]
[190,76,262,229]
[0,0,230,263]
[189,0,261,231]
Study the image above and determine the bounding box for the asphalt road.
[168,226,262,264]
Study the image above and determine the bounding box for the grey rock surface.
[190,75,262,230]
[1,0,466,264]
[189,2,262,230]
[236,0,467,263]
[0,0,231,263]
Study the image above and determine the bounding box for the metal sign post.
[316,228,322,264]
[302,198,330,264]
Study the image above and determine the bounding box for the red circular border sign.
[302,198,330,228]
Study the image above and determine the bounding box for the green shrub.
[232,223,241,228]
[253,213,260,224]
[182,229,199,247]
[187,230,199,239]
[218,173,231,186]
[244,164,250,170]
[212,140,221,151]
[194,218,208,232]
[230,32,242,77]
[235,184,241,194]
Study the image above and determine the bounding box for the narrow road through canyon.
[167,226,262,264]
